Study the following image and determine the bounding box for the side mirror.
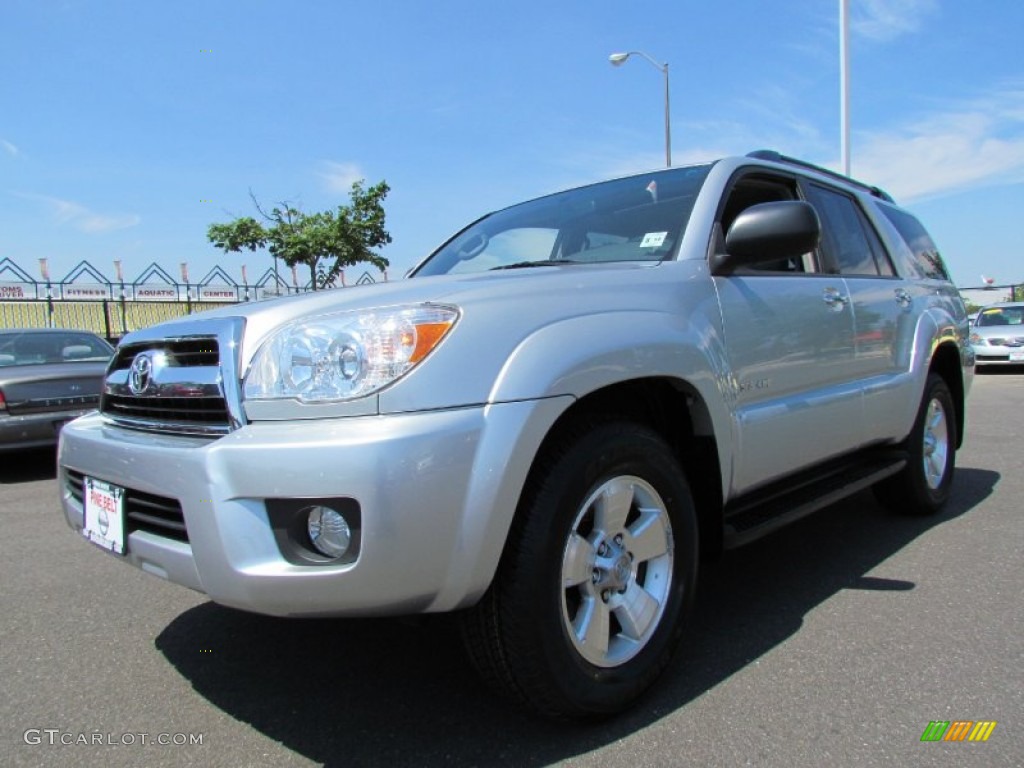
[713,200,820,275]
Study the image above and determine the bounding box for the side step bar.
[723,455,907,548]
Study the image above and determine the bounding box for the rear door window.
[804,184,894,277]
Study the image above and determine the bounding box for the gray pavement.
[1,372,1022,767]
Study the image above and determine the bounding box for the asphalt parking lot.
[1,372,1022,768]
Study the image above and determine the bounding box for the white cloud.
[851,0,937,42]
[1,138,18,156]
[583,84,1024,208]
[18,193,140,233]
[853,86,1024,200]
[318,161,364,194]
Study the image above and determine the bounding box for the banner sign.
[61,283,109,300]
[0,282,33,300]
[132,285,179,301]
[198,285,238,302]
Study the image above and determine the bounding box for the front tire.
[460,420,698,719]
[874,373,957,515]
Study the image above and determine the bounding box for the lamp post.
[609,50,671,167]
[839,0,850,176]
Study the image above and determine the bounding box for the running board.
[723,455,907,548]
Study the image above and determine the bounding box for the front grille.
[109,338,219,371]
[986,336,1024,347]
[101,335,233,435]
[104,394,229,424]
[66,469,189,543]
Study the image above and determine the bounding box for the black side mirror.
[713,201,820,275]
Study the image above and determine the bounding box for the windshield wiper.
[490,259,578,271]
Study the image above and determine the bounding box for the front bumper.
[971,343,1024,366]
[59,397,568,617]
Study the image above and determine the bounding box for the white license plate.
[1010,350,1024,362]
[83,477,126,555]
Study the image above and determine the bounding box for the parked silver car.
[0,329,113,451]
[970,302,1024,368]
[59,152,971,718]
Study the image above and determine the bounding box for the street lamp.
[609,50,671,167]
[839,0,851,176]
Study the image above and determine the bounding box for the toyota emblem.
[128,353,153,395]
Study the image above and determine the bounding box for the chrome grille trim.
[99,318,246,436]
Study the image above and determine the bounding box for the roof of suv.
[744,149,894,202]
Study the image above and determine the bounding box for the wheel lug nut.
[601,590,610,602]
[592,569,600,584]
[614,534,624,546]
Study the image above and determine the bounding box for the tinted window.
[805,184,884,276]
[878,204,949,281]
[718,174,810,273]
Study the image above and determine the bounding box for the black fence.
[0,257,387,341]
[0,299,236,341]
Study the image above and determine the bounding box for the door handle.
[823,287,849,310]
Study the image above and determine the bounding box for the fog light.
[306,506,351,559]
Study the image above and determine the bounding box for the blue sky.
[2,0,1022,289]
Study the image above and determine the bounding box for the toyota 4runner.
[59,151,973,718]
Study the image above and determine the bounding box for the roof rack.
[746,149,894,202]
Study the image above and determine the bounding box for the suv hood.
[135,261,685,367]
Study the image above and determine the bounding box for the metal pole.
[610,51,672,168]
[840,0,850,176]
[663,63,672,168]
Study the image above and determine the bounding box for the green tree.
[207,180,392,290]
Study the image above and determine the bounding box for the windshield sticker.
[640,232,668,248]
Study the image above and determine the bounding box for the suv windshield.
[413,164,713,276]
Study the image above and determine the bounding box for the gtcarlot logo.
[23,729,205,747]
[920,720,997,742]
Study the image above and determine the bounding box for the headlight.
[244,304,459,403]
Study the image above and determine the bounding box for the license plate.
[1010,350,1024,362]
[83,477,126,555]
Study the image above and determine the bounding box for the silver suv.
[59,151,972,718]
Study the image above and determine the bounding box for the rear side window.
[804,184,893,276]
[878,204,950,281]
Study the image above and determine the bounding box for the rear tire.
[460,420,698,719]
[874,373,956,515]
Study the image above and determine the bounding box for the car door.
[712,171,860,496]
[802,183,914,444]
